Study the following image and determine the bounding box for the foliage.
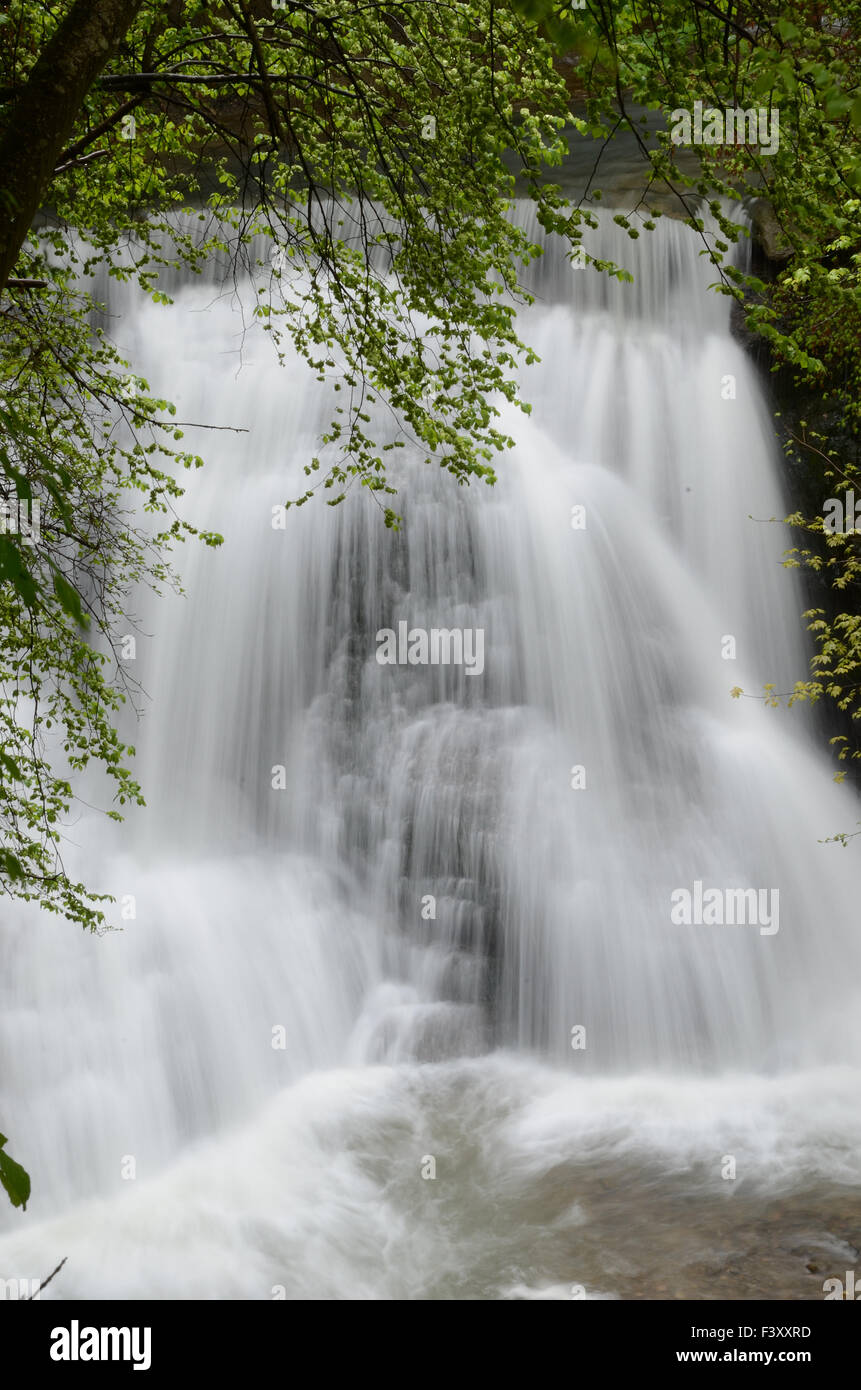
[0,1132,30,1209]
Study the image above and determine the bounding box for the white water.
[1,209,860,1300]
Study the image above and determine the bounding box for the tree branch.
[26,1256,68,1299]
[54,148,109,177]
[0,0,147,291]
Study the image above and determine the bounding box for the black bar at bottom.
[5,1297,856,1376]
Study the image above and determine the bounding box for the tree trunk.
[0,0,145,291]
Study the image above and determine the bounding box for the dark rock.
[748,197,794,264]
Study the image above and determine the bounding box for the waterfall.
[1,207,860,1300]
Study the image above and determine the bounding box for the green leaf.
[509,0,554,20]
[0,849,26,879]
[52,569,89,628]
[0,751,24,780]
[0,536,38,607]
[824,94,852,120]
[0,1134,30,1211]
[0,446,33,500]
[775,19,800,42]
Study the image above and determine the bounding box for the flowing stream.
[1,207,860,1300]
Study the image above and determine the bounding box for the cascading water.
[1,206,860,1300]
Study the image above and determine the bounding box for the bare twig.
[27,1256,68,1299]
[54,147,109,176]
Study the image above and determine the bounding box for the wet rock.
[749,198,794,263]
